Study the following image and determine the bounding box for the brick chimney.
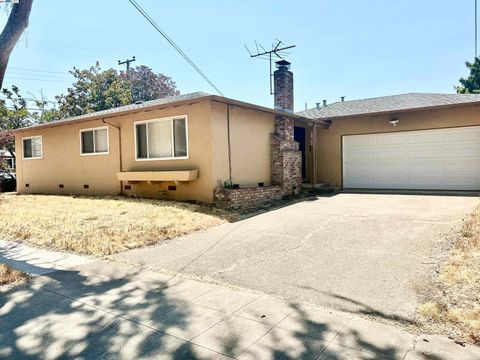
[274,60,293,112]
[270,59,301,196]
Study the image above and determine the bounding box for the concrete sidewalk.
[1,259,478,359]
[0,239,93,275]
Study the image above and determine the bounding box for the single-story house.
[0,149,15,170]
[14,61,480,208]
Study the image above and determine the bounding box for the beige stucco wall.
[117,101,214,203]
[316,104,480,187]
[211,101,275,188]
[15,99,277,203]
[15,119,121,196]
[16,100,216,203]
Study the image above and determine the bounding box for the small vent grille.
[124,185,132,190]
[83,185,89,189]
[59,184,64,189]
[25,184,29,188]
[168,185,177,191]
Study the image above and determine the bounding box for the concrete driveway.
[114,193,478,322]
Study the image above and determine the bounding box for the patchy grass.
[420,203,480,344]
[0,194,226,256]
[0,263,28,287]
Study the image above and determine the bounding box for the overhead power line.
[5,77,72,83]
[127,0,224,96]
[9,66,69,75]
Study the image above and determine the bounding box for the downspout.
[102,119,123,194]
[226,104,232,182]
[312,123,318,185]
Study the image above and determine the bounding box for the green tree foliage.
[122,65,179,103]
[56,63,132,117]
[0,85,30,130]
[0,85,32,164]
[57,63,180,117]
[0,129,15,168]
[456,57,480,94]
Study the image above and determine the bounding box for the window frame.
[134,116,189,161]
[79,126,110,156]
[22,135,43,160]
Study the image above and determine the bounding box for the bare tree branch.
[0,0,34,88]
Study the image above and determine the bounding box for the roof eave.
[307,101,480,121]
[15,95,216,132]
[15,94,323,133]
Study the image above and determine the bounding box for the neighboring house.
[0,149,15,170]
[14,61,480,208]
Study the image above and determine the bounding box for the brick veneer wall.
[214,185,283,210]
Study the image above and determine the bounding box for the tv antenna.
[245,39,295,95]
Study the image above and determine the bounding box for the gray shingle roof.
[297,93,480,120]
[24,92,211,129]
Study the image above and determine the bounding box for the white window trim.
[79,126,110,156]
[134,116,189,161]
[22,135,43,160]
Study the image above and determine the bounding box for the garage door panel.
[440,129,480,142]
[344,149,375,161]
[375,133,407,145]
[374,148,406,160]
[346,136,376,146]
[442,145,480,158]
[407,146,443,159]
[343,127,480,191]
[442,159,480,174]
[344,176,375,187]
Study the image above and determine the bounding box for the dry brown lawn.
[0,194,225,256]
[0,263,28,287]
[419,203,480,344]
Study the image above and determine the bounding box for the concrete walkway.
[0,239,93,275]
[1,258,479,359]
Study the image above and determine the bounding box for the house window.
[80,127,109,155]
[23,136,43,159]
[135,117,188,160]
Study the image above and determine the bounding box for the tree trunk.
[0,0,34,89]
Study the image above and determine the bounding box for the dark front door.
[294,126,306,180]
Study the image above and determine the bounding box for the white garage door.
[342,126,480,190]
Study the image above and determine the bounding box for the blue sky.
[1,0,477,111]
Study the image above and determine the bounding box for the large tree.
[57,63,180,117]
[0,85,32,165]
[56,63,131,117]
[0,0,33,88]
[456,57,480,94]
[122,65,179,103]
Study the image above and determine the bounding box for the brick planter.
[214,185,283,210]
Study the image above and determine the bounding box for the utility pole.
[118,56,136,71]
[476,0,478,58]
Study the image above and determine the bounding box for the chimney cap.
[323,100,327,106]
[275,60,291,69]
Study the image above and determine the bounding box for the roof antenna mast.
[475,0,478,59]
[245,39,295,95]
